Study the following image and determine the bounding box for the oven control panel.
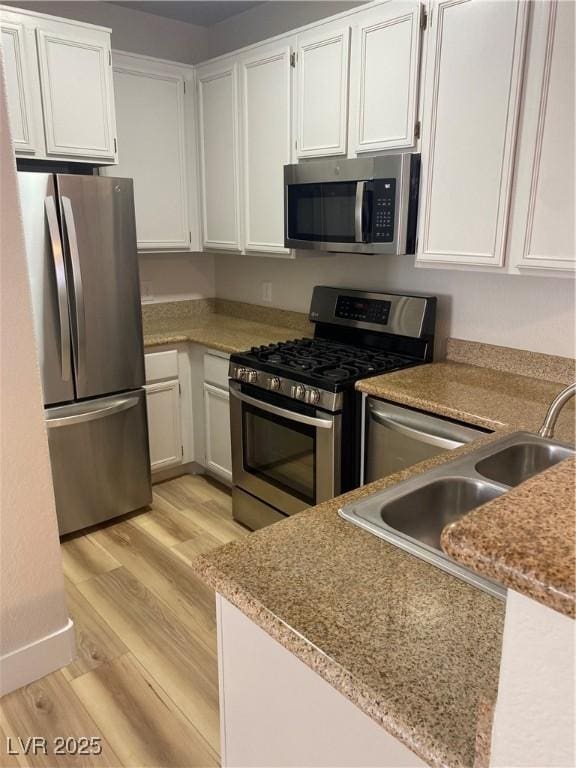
[335,295,391,325]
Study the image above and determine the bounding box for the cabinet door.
[203,383,232,482]
[417,0,528,267]
[296,24,350,158]
[36,27,116,159]
[349,2,422,154]
[107,57,190,251]
[1,21,38,153]
[197,60,241,251]
[240,41,292,255]
[145,380,182,471]
[507,0,575,274]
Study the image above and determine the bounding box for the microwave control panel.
[335,295,391,325]
[372,179,396,242]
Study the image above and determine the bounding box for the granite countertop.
[143,313,303,353]
[355,352,575,617]
[355,361,575,442]
[194,337,575,767]
[194,434,507,768]
[142,298,312,353]
[442,458,575,619]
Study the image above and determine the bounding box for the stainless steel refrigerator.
[18,172,152,536]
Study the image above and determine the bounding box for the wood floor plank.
[154,483,246,544]
[87,521,217,646]
[0,671,120,767]
[61,536,120,585]
[62,579,128,682]
[130,492,208,548]
[172,532,224,564]
[76,567,220,754]
[70,654,218,768]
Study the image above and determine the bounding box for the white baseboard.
[0,618,75,696]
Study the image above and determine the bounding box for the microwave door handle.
[355,181,366,243]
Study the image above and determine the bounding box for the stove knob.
[291,384,306,400]
[308,388,320,405]
[269,376,281,391]
[246,369,258,384]
[236,367,248,381]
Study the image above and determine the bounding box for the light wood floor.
[0,475,247,768]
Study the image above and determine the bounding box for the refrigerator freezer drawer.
[46,390,152,535]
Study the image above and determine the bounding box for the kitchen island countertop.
[193,339,574,768]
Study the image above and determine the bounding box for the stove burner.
[323,366,355,382]
[246,338,413,388]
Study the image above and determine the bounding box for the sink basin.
[378,477,504,549]
[339,431,574,599]
[475,442,573,487]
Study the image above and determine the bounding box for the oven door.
[229,382,341,516]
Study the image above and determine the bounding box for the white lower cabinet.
[203,383,233,482]
[144,345,231,480]
[145,379,182,471]
[217,596,426,767]
[144,346,195,473]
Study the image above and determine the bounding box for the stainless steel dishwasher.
[363,397,488,484]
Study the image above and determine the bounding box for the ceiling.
[112,1,265,27]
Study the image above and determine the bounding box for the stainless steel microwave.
[284,154,420,255]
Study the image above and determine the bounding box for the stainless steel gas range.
[229,286,437,530]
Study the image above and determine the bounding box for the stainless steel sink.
[378,477,504,550]
[475,442,573,487]
[339,431,574,599]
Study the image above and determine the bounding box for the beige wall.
[3,1,209,63]
[214,253,576,358]
[206,1,365,59]
[139,252,215,304]
[0,57,69,678]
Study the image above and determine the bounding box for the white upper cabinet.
[104,52,194,252]
[417,0,528,268]
[36,24,116,159]
[1,20,38,153]
[349,2,423,154]
[239,39,293,256]
[0,5,117,163]
[296,23,351,158]
[197,58,242,251]
[507,0,575,274]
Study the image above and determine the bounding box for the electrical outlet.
[262,281,272,304]
[141,281,154,302]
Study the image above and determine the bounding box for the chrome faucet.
[539,383,576,439]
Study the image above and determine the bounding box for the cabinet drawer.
[145,349,179,382]
[204,352,230,389]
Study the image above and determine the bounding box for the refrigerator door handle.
[46,395,140,428]
[44,196,71,383]
[61,196,86,384]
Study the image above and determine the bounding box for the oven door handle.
[229,382,334,429]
